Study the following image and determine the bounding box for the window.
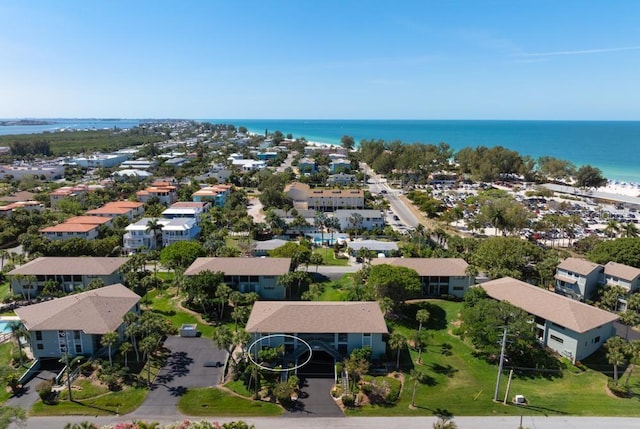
[35,331,42,341]
[594,336,601,343]
[549,334,564,344]
[338,333,348,343]
[75,344,82,353]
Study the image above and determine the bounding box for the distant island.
[0,119,54,126]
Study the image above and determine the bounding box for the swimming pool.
[0,319,19,334]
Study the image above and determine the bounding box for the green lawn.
[177,387,283,416]
[30,386,147,416]
[317,275,353,301]
[313,248,350,266]
[0,341,15,403]
[144,288,215,339]
[0,281,11,302]
[346,300,640,417]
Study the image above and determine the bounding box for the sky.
[1,0,640,120]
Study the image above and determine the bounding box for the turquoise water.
[224,119,640,183]
[1,118,638,183]
[0,321,13,334]
[0,118,142,135]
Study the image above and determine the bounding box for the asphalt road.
[14,415,640,429]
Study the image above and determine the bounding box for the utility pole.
[493,326,508,402]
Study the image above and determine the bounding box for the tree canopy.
[588,238,640,268]
[160,240,206,270]
[366,264,421,305]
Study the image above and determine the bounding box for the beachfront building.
[85,201,145,220]
[136,185,178,206]
[257,151,278,161]
[271,209,319,237]
[184,257,291,300]
[160,218,201,247]
[298,158,317,173]
[8,256,128,298]
[69,153,129,168]
[348,240,399,258]
[554,257,604,302]
[198,163,232,183]
[15,284,140,360]
[0,164,65,181]
[119,158,157,170]
[604,262,640,310]
[40,216,112,242]
[371,258,472,298]
[330,159,352,173]
[123,217,167,254]
[246,301,388,378]
[327,173,357,186]
[162,201,210,222]
[333,209,385,231]
[284,182,364,211]
[0,200,44,217]
[481,277,619,363]
[113,169,153,179]
[49,185,90,209]
[192,184,232,207]
[253,239,290,257]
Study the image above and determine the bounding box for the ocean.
[0,118,143,135]
[1,118,638,183]
[225,119,640,184]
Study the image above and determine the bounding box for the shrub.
[342,393,355,408]
[607,379,629,397]
[384,377,402,403]
[36,379,55,404]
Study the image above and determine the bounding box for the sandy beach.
[598,181,640,197]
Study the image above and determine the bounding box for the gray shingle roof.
[184,257,291,276]
[557,258,602,276]
[246,301,388,334]
[8,257,129,276]
[605,262,640,282]
[15,284,140,334]
[371,258,468,276]
[481,277,619,333]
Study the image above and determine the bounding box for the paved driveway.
[285,377,344,418]
[134,335,227,418]
[4,369,59,411]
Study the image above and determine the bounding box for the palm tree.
[433,415,458,429]
[604,219,620,238]
[389,331,406,370]
[619,310,640,340]
[310,252,323,272]
[413,329,431,365]
[416,309,430,332]
[325,216,341,245]
[100,331,119,367]
[348,212,364,239]
[624,340,640,387]
[120,341,133,368]
[409,368,423,408]
[9,321,28,366]
[145,218,164,250]
[606,336,627,386]
[314,212,327,246]
[620,222,640,238]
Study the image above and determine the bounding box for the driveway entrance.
[134,336,226,418]
[285,350,343,417]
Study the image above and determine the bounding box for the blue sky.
[1,0,640,120]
